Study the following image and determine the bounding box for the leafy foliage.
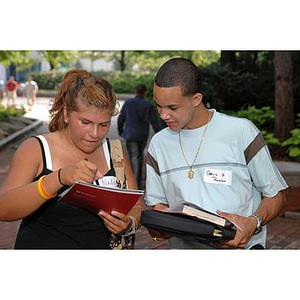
[200,61,274,111]
[225,106,281,154]
[38,51,79,70]
[0,51,33,71]
[102,50,220,72]
[94,71,155,100]
[224,105,275,130]
[0,105,25,120]
[282,129,300,161]
[26,70,66,90]
[261,131,281,146]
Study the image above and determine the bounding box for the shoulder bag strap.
[109,139,127,189]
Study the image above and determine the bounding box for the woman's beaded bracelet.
[131,216,139,230]
[37,175,57,200]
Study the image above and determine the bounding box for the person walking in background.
[5,76,18,106]
[0,78,4,103]
[23,76,39,111]
[117,84,162,189]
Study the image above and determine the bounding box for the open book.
[170,202,232,227]
[60,182,144,215]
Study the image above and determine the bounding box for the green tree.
[104,50,219,72]
[38,51,79,70]
[0,51,35,76]
[0,51,31,67]
[220,50,236,70]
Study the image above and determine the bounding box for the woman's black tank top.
[14,136,117,249]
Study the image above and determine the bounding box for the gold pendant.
[188,169,194,179]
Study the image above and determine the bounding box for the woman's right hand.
[58,159,103,186]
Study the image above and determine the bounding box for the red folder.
[60,182,144,215]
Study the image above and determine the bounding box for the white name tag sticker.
[97,176,117,188]
[203,169,232,185]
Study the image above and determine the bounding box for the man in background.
[23,76,38,111]
[0,78,4,102]
[5,76,18,106]
[118,84,162,189]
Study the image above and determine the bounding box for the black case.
[141,210,236,242]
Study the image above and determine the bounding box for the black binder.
[141,209,236,242]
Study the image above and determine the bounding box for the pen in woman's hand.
[84,158,103,180]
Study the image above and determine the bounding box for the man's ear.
[192,93,203,107]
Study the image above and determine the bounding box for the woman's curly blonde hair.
[48,69,118,132]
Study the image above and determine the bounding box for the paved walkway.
[1,97,300,250]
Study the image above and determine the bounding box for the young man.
[117,84,162,189]
[144,57,288,249]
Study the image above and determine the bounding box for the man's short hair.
[135,84,147,96]
[154,57,202,96]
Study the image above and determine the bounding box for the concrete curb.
[0,119,43,149]
[285,211,300,219]
[274,161,300,187]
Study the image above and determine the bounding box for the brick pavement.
[1,97,300,249]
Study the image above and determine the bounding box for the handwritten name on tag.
[203,169,232,185]
[97,176,117,188]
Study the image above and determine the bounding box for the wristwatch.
[249,214,264,235]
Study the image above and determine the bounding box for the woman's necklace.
[178,112,211,179]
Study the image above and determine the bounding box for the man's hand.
[212,210,257,249]
[149,203,173,241]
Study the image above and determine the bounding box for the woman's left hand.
[98,210,132,235]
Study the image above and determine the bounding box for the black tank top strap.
[33,136,47,170]
[106,138,115,171]
[32,136,51,180]
[32,136,68,196]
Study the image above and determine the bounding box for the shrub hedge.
[27,65,276,110]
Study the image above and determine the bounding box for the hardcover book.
[179,204,230,227]
[168,201,233,227]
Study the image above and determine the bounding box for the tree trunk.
[274,51,294,141]
[220,51,236,71]
[120,50,126,72]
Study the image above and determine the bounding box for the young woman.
[0,69,142,249]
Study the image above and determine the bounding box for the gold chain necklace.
[179,112,211,179]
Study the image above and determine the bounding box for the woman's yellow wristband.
[37,175,57,200]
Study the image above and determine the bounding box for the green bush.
[200,63,274,111]
[226,106,281,148]
[27,70,66,90]
[261,131,281,146]
[93,71,155,101]
[27,70,156,101]
[225,105,275,131]
[0,105,26,120]
[282,129,300,161]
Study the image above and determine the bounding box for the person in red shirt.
[5,76,18,106]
